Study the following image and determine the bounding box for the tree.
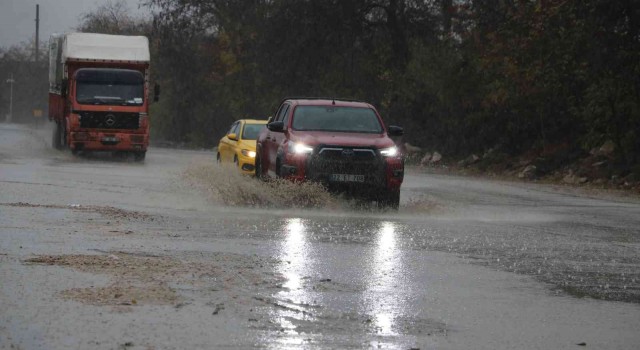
[139,0,639,175]
[0,40,48,123]
[77,0,149,35]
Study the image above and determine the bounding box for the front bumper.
[282,146,404,194]
[237,153,257,175]
[70,131,148,152]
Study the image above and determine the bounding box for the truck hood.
[290,131,394,149]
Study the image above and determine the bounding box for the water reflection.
[264,218,407,346]
[265,218,313,346]
[366,221,403,336]
[279,218,308,291]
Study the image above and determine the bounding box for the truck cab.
[48,33,155,161]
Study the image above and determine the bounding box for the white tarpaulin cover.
[62,33,150,63]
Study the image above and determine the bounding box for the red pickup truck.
[255,98,404,208]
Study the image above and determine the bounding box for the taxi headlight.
[241,149,256,158]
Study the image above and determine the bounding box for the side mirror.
[388,125,404,136]
[61,79,68,97]
[228,133,238,141]
[267,121,284,132]
[153,83,160,102]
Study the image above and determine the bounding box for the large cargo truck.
[48,33,157,161]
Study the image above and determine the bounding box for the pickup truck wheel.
[255,153,263,179]
[52,122,63,150]
[378,191,400,210]
[134,151,146,162]
[275,158,282,178]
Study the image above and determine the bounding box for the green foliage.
[64,0,640,168]
[473,0,639,167]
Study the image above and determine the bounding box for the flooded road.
[1,123,639,349]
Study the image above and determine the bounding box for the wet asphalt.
[1,123,639,349]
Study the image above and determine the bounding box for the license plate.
[330,174,365,182]
[101,137,119,142]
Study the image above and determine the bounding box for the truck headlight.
[241,149,256,158]
[380,146,398,157]
[289,142,313,154]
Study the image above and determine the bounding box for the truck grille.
[307,146,384,184]
[78,112,139,130]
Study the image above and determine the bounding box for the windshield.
[292,106,383,133]
[241,123,264,140]
[75,68,144,106]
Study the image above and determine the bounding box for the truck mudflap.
[70,131,148,152]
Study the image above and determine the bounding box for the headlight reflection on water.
[263,218,314,346]
[266,219,407,345]
[367,221,402,336]
[280,218,308,291]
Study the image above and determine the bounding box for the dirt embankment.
[406,141,640,196]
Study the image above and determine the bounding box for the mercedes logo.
[105,114,116,127]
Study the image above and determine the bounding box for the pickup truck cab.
[255,98,404,208]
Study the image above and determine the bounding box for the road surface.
[1,123,639,349]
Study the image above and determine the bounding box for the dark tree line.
[142,0,639,172]
[2,0,638,173]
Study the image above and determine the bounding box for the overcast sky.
[0,0,147,48]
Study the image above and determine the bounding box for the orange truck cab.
[48,33,157,161]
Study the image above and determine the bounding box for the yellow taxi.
[217,119,267,174]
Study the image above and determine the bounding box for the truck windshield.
[292,106,383,133]
[75,68,144,106]
[241,123,264,140]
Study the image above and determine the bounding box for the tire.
[61,120,68,150]
[233,155,239,167]
[255,152,262,179]
[275,157,282,178]
[52,121,63,150]
[134,151,146,162]
[378,191,400,210]
[71,148,80,156]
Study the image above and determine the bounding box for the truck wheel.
[52,122,63,150]
[61,120,68,149]
[134,151,146,162]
